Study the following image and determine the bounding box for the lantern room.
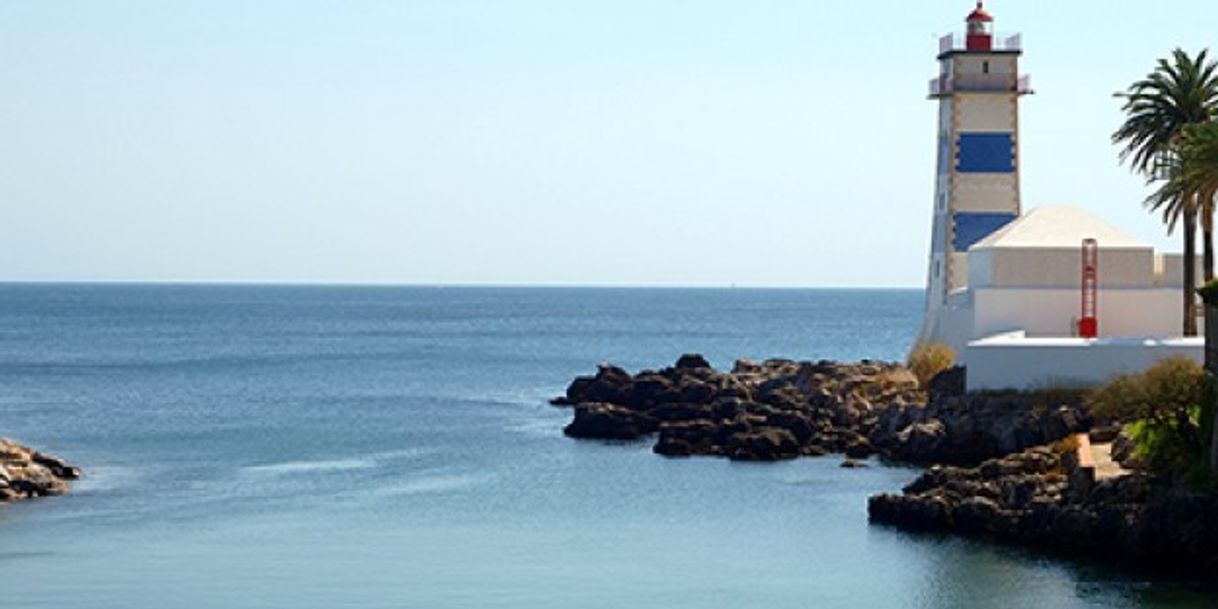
[966,2,994,51]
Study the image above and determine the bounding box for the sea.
[0,284,1214,609]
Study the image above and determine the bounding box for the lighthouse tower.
[920,2,1031,344]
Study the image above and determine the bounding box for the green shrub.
[907,341,956,390]
[1086,356,1207,472]
[1198,278,1218,305]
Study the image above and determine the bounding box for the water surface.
[0,285,1211,608]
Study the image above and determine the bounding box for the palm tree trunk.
[1204,195,1215,283]
[1185,208,1199,336]
[1205,229,1215,283]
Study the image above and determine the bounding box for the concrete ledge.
[1064,433,1096,503]
[964,331,1203,391]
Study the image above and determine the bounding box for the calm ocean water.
[0,284,1213,608]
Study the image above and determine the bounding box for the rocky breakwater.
[868,442,1218,573]
[0,438,80,503]
[870,386,1093,465]
[555,356,1094,464]
[555,355,922,461]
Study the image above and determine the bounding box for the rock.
[868,442,1218,577]
[928,366,966,400]
[559,357,928,461]
[896,420,946,459]
[1088,424,1122,444]
[954,496,1003,534]
[653,436,693,457]
[649,402,712,422]
[626,375,680,409]
[0,438,79,503]
[844,438,877,459]
[675,354,712,370]
[765,412,816,443]
[559,364,635,406]
[563,403,655,440]
[871,389,1089,466]
[32,452,81,480]
[1111,429,1146,470]
[732,359,762,374]
[654,420,719,457]
[840,459,868,469]
[725,428,800,461]
[677,379,717,404]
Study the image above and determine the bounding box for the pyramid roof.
[971,205,1151,250]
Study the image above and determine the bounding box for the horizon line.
[0,279,925,291]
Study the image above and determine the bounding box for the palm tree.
[1176,122,1218,218]
[1170,122,1218,472]
[1156,125,1218,262]
[1113,48,1218,336]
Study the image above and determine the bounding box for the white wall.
[965,333,1203,391]
[979,247,1154,288]
[1161,253,1206,288]
[919,292,976,355]
[972,287,1183,339]
[968,249,994,288]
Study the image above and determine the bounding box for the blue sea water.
[0,284,1213,609]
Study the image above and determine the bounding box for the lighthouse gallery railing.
[929,73,1033,96]
[938,33,1023,55]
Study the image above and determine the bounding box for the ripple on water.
[73,465,142,494]
[241,459,377,475]
[371,473,490,498]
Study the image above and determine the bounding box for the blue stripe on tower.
[956,133,1015,173]
[952,212,1018,251]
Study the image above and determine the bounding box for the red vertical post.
[1079,239,1098,338]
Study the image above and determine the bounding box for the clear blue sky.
[1,0,1213,287]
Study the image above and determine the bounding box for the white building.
[917,4,1203,391]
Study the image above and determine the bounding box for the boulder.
[844,438,877,460]
[654,420,720,455]
[0,438,79,503]
[649,402,712,422]
[675,354,712,370]
[928,366,966,400]
[1088,424,1122,444]
[765,412,816,443]
[725,428,801,461]
[563,403,654,440]
[626,375,679,409]
[32,452,81,480]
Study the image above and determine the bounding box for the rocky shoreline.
[555,354,1218,578]
[868,442,1218,574]
[0,438,80,503]
[554,355,1089,465]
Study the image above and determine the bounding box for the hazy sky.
[1,0,1214,287]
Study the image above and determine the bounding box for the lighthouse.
[920,2,1032,345]
[908,4,1204,391]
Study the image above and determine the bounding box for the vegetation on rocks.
[907,341,956,390]
[1085,357,1211,477]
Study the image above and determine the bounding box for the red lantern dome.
[967,2,994,23]
[965,2,994,51]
